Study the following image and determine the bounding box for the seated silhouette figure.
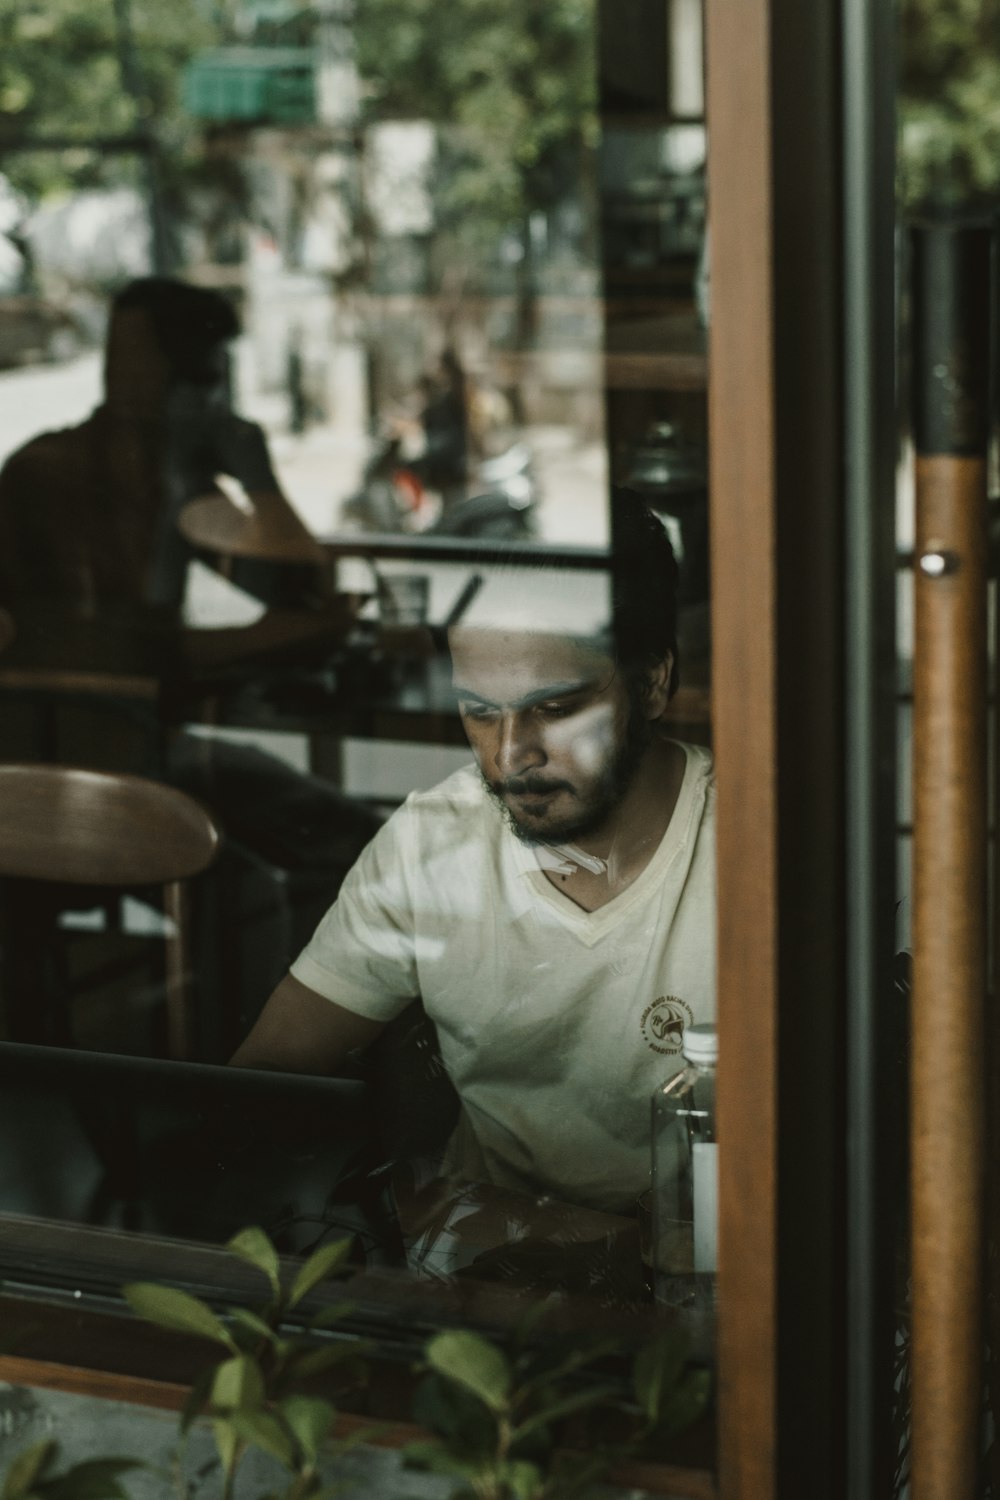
[0,276,320,612]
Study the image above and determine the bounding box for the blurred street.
[0,343,607,547]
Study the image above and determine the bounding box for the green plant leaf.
[656,1366,712,1439]
[517,1336,623,1398]
[2,1440,56,1499]
[279,1396,335,1462]
[511,1383,620,1446]
[327,1425,388,1455]
[229,1308,278,1345]
[498,1458,544,1500]
[400,1440,441,1467]
[633,1332,690,1425]
[284,1342,369,1382]
[288,1240,353,1309]
[212,1418,241,1478]
[179,1365,217,1435]
[211,1354,266,1412]
[401,1441,484,1481]
[411,1373,497,1455]
[511,1299,550,1350]
[41,1459,144,1500]
[542,1446,620,1500]
[426,1330,511,1412]
[226,1228,282,1297]
[122,1284,234,1350]
[307,1302,354,1331]
[230,1410,297,1469]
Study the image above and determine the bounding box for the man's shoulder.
[0,419,93,487]
[369,762,496,872]
[689,740,715,788]
[672,740,716,842]
[679,739,713,774]
[400,762,488,817]
[675,739,715,797]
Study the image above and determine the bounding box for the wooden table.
[0,593,711,776]
[0,598,360,769]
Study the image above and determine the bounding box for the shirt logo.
[640,995,694,1055]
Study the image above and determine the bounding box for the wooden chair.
[0,764,222,1060]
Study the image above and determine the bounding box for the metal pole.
[841,0,899,1489]
[111,0,172,274]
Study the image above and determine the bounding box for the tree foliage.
[900,0,1000,209]
[0,0,598,305]
[354,0,598,230]
[0,0,221,198]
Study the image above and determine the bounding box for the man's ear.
[643,653,674,719]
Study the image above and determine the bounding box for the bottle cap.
[682,1023,717,1066]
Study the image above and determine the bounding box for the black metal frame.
[842,0,901,1490]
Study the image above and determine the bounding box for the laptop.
[0,1042,399,1261]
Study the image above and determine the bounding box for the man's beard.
[481,688,653,846]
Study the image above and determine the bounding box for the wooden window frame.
[706,0,896,1492]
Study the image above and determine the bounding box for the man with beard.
[233,496,715,1217]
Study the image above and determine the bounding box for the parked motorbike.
[341,433,537,541]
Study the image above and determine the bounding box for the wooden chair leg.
[164,880,195,1061]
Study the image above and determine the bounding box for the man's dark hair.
[113,277,240,385]
[609,486,680,697]
[445,488,681,698]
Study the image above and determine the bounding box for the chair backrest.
[0,764,220,885]
[0,764,222,1059]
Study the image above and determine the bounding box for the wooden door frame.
[706,0,856,1493]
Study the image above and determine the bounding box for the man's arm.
[230,973,385,1073]
[212,413,326,561]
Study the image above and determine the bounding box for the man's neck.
[541,735,687,912]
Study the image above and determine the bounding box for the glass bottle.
[650,1022,718,1320]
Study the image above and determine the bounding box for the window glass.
[0,0,713,1338]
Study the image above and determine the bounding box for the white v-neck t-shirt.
[291,741,716,1212]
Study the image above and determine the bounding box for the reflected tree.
[353,0,599,402]
[0,0,252,277]
[900,0,1000,210]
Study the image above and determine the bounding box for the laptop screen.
[0,1042,396,1261]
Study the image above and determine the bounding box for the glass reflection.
[0,0,713,1316]
[232,501,715,1299]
